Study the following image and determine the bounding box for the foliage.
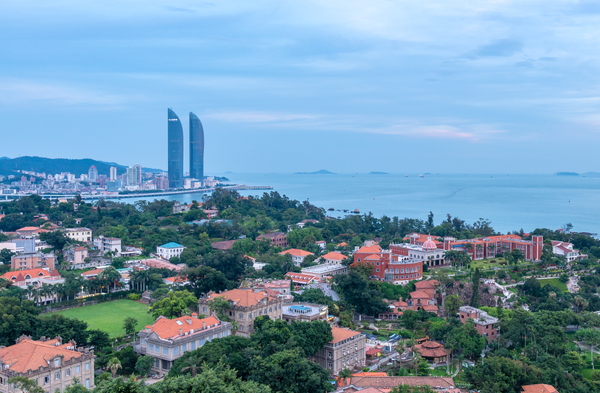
[334,269,388,316]
[135,355,155,377]
[151,290,198,319]
[123,316,138,336]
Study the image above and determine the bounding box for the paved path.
[370,352,399,371]
[305,282,340,301]
[567,275,580,293]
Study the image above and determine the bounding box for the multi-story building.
[172,201,191,214]
[314,327,366,375]
[64,246,89,265]
[199,289,283,337]
[282,303,328,323]
[279,249,314,267]
[320,252,347,265]
[88,165,98,182]
[286,272,317,286]
[93,235,122,256]
[189,112,204,183]
[168,108,184,189]
[135,314,231,376]
[405,233,543,262]
[109,166,117,181]
[256,232,288,248]
[63,227,92,242]
[240,279,293,302]
[11,252,55,270]
[156,242,186,260]
[133,163,142,186]
[301,263,348,280]
[459,306,499,341]
[551,241,582,262]
[0,335,95,392]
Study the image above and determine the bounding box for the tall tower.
[88,165,98,182]
[109,166,117,181]
[168,108,184,188]
[133,163,142,185]
[189,112,204,183]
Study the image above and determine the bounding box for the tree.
[334,270,388,316]
[7,377,44,393]
[250,349,330,393]
[209,296,233,322]
[123,316,138,336]
[338,368,353,387]
[39,231,70,251]
[180,354,203,377]
[185,266,231,297]
[34,313,89,345]
[135,355,155,377]
[402,309,419,330]
[88,329,110,350]
[576,329,600,369]
[151,290,198,319]
[107,357,122,378]
[444,295,462,317]
[470,268,481,308]
[0,297,38,346]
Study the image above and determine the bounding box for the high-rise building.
[189,112,204,184]
[88,166,98,182]
[133,163,142,185]
[168,108,184,189]
[110,166,117,181]
[127,167,136,187]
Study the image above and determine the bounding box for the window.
[85,379,90,388]
[55,372,60,380]
[163,347,168,355]
[203,307,208,312]
[76,366,80,373]
[174,347,179,355]
[54,358,60,367]
[218,332,221,338]
[248,313,252,319]
[259,310,262,316]
[44,376,49,384]
[239,325,244,331]
[269,307,272,312]
[376,269,379,272]
[85,363,90,371]
[182,343,187,352]
[199,338,205,346]
[191,341,196,350]
[66,369,71,377]
[239,314,244,319]
[149,344,155,352]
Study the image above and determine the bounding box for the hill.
[294,169,336,175]
[555,172,579,176]
[0,156,164,176]
[369,171,388,175]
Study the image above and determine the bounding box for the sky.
[1,0,600,174]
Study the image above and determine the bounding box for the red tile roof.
[207,289,274,308]
[150,315,220,340]
[280,249,314,257]
[0,337,82,373]
[521,384,559,393]
[1,268,51,281]
[321,252,346,261]
[356,245,381,254]
[415,341,447,358]
[410,290,432,299]
[285,272,316,284]
[330,326,361,344]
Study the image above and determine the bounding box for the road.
[304,282,340,301]
[370,352,400,371]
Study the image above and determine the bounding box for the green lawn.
[538,278,568,292]
[51,299,155,338]
[469,257,507,270]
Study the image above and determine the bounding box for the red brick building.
[256,232,288,248]
[459,306,499,341]
[352,242,424,284]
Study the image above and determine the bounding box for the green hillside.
[0,156,163,176]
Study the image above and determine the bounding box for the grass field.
[52,299,155,338]
[469,257,507,270]
[538,278,568,292]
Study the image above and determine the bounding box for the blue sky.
[1,1,599,174]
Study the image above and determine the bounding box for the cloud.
[204,110,318,123]
[465,38,523,59]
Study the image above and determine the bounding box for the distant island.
[0,156,164,176]
[294,169,336,175]
[583,172,600,177]
[555,172,579,176]
[369,172,388,175]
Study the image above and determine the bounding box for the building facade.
[11,252,55,270]
[282,303,328,323]
[314,327,366,375]
[168,108,184,189]
[199,289,283,337]
[0,336,95,392]
[87,165,98,182]
[93,235,122,255]
[301,263,348,280]
[459,306,499,341]
[256,232,288,248]
[279,249,314,267]
[135,315,231,376]
[156,242,186,260]
[551,241,582,262]
[63,227,92,242]
[189,112,204,183]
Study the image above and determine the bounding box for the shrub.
[127,293,141,301]
[490,260,496,263]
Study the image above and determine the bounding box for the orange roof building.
[321,252,347,264]
[280,249,314,267]
[522,385,559,393]
[0,335,95,390]
[199,289,283,338]
[314,326,366,376]
[285,272,317,285]
[135,314,232,377]
[415,341,449,364]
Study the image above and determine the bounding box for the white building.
[301,263,348,280]
[156,242,186,260]
[94,235,122,256]
[551,241,582,262]
[63,228,92,243]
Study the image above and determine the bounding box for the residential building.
[135,314,231,376]
[126,167,137,187]
[240,279,292,299]
[16,226,43,238]
[321,252,347,264]
[286,272,317,286]
[199,289,283,337]
[133,163,142,186]
[156,242,186,260]
[388,239,447,268]
[63,227,92,242]
[203,209,218,219]
[521,385,559,393]
[296,219,318,228]
[459,306,499,341]
[211,239,238,251]
[256,232,288,248]
[301,263,348,280]
[316,240,326,250]
[163,276,189,287]
[64,246,89,265]
[168,108,184,189]
[189,112,204,183]
[1,268,64,304]
[551,241,582,262]
[173,201,191,214]
[314,327,366,375]
[88,165,98,182]
[11,252,55,270]
[415,341,448,365]
[0,335,95,392]
[109,166,117,181]
[93,235,122,255]
[282,303,328,323]
[280,249,314,266]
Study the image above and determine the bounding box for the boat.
[418,174,425,178]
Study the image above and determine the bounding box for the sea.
[128,173,600,235]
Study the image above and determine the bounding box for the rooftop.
[521,384,559,393]
[159,242,184,249]
[459,306,499,325]
[330,326,362,344]
[149,315,220,340]
[206,289,275,308]
[321,252,346,261]
[280,249,314,257]
[282,303,325,317]
[302,264,346,274]
[0,337,82,373]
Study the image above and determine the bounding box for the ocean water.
[132,173,600,234]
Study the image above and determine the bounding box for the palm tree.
[338,368,353,387]
[107,357,122,378]
[54,283,65,302]
[100,267,122,293]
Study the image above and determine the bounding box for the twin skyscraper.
[167,108,204,189]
